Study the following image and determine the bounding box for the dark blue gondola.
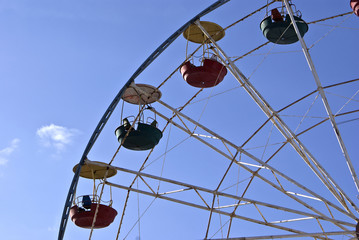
[115,119,162,151]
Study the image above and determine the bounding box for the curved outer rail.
[57,1,230,239]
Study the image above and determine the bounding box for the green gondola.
[115,121,162,151]
[260,14,308,45]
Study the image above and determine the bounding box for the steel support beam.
[283,0,359,200]
[210,230,356,240]
[87,160,355,228]
[194,20,359,215]
[152,96,355,221]
[105,182,314,237]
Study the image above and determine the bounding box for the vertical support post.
[283,0,359,195]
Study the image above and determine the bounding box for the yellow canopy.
[183,21,225,44]
[73,161,117,179]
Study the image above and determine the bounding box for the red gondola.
[180,58,227,88]
[70,195,117,229]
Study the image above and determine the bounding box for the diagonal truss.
[151,101,355,221]
[85,161,356,238]
[210,230,356,240]
[128,83,357,235]
[283,0,359,195]
[193,20,359,216]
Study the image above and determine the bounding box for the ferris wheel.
[59,0,359,239]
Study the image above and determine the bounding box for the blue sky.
[0,1,358,239]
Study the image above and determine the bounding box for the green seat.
[115,122,162,151]
[260,14,308,45]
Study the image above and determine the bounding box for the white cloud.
[0,138,20,165]
[37,124,79,152]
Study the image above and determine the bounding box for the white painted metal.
[286,191,321,201]
[152,89,356,221]
[283,0,359,201]
[194,20,359,215]
[210,230,356,240]
[86,160,355,228]
[214,203,251,209]
[128,78,356,238]
[270,217,314,224]
[105,181,330,238]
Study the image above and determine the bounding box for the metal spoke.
[209,230,356,240]
[284,0,359,202]
[194,20,359,215]
[86,160,355,229]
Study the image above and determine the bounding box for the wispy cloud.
[0,138,20,165]
[37,124,79,152]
